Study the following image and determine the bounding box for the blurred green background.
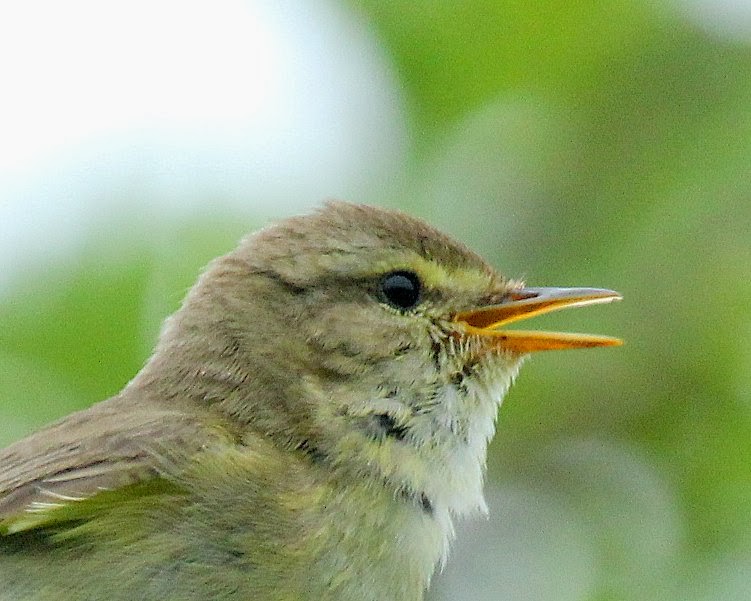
[2,1,750,600]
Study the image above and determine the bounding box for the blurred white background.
[0,0,408,293]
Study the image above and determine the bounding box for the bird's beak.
[452,287,623,353]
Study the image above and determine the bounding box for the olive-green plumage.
[0,202,619,600]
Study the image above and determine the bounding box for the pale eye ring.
[379,271,421,310]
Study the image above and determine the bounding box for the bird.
[0,201,621,601]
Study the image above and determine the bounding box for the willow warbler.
[0,202,621,600]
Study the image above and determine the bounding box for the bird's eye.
[380,271,421,310]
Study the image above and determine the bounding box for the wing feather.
[0,394,235,532]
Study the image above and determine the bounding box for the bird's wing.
[0,396,234,534]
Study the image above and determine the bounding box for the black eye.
[380,271,421,310]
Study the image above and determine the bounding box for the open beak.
[452,287,622,353]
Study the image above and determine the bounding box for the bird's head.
[140,201,620,518]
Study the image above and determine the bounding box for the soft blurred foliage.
[2,1,750,599]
